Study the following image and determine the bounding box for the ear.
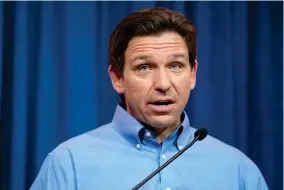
[108,65,125,94]
[190,59,198,90]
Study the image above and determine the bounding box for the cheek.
[178,83,191,96]
[174,76,192,98]
[124,78,150,101]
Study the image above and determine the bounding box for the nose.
[154,69,171,93]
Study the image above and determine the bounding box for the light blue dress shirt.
[30,104,269,190]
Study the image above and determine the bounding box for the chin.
[147,115,178,128]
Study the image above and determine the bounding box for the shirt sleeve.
[29,150,76,190]
[240,153,269,190]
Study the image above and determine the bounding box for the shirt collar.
[111,104,193,149]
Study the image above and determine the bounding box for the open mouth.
[150,100,174,106]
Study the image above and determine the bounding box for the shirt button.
[146,132,151,137]
[136,144,141,149]
[166,188,171,190]
[161,154,167,159]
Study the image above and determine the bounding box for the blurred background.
[0,1,282,190]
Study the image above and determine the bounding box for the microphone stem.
[132,135,199,190]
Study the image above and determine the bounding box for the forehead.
[125,31,188,61]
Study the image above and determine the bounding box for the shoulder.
[190,127,248,159]
[195,128,257,168]
[191,127,268,189]
[30,123,117,189]
[47,123,117,160]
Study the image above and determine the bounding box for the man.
[30,7,269,190]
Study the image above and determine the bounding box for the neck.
[155,123,180,143]
[120,101,184,143]
[143,120,180,143]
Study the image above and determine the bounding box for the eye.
[170,63,182,71]
[137,64,151,72]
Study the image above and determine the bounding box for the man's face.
[109,31,197,130]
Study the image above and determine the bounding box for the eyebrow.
[130,53,188,63]
[130,55,152,63]
[170,53,187,60]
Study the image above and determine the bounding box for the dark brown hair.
[108,7,197,75]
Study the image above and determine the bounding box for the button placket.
[159,133,178,190]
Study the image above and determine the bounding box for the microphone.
[132,128,208,190]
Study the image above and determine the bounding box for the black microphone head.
[194,128,208,141]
